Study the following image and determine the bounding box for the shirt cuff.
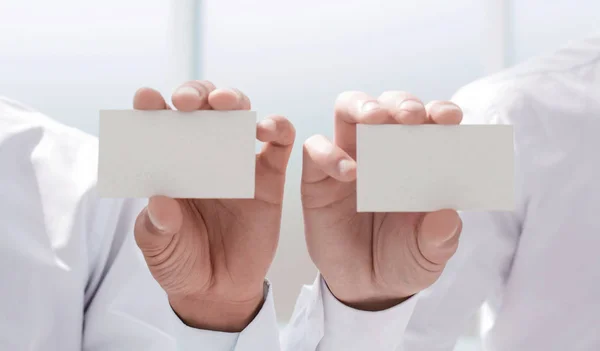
[319,276,419,350]
[172,280,280,351]
[282,275,419,351]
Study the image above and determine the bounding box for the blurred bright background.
[1,0,599,349]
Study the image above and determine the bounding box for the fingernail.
[338,159,355,174]
[443,220,461,244]
[147,206,167,232]
[431,102,460,114]
[422,210,461,245]
[226,88,243,102]
[398,100,424,113]
[361,101,380,113]
[175,86,201,98]
[438,214,461,245]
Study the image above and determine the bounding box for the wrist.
[169,285,265,332]
[323,279,412,311]
[338,295,411,311]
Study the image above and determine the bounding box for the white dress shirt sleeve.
[174,281,281,351]
[397,81,528,350]
[281,275,419,351]
[399,210,521,351]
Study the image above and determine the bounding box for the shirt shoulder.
[452,36,600,201]
[0,97,115,273]
[0,96,99,190]
[452,35,600,129]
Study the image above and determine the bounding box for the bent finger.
[378,91,427,124]
[425,100,463,125]
[302,134,356,183]
[171,80,216,111]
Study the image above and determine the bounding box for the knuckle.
[335,91,354,101]
[269,114,288,126]
[273,116,296,140]
[134,86,153,97]
[425,100,443,108]
[380,91,421,103]
[197,80,216,91]
[229,87,245,97]
[380,90,410,98]
[181,81,209,96]
[280,125,296,145]
[303,134,324,149]
[335,91,366,105]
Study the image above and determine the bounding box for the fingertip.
[208,88,246,110]
[172,86,204,111]
[420,209,461,243]
[304,134,335,155]
[256,119,277,144]
[426,101,463,125]
[147,196,183,234]
[417,209,461,265]
[133,87,167,110]
[357,100,389,124]
[273,116,296,139]
[257,116,295,146]
[335,91,389,124]
[393,100,427,124]
[258,118,277,133]
[337,159,357,181]
[304,135,356,182]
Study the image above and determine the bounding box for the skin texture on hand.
[302,91,464,311]
[132,81,295,332]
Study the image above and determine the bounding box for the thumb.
[417,209,462,266]
[134,196,183,256]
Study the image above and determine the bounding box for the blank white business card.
[357,125,514,212]
[98,110,256,198]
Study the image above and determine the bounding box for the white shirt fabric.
[0,96,418,350]
[400,35,600,351]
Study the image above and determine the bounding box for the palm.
[304,179,432,300]
[162,197,281,301]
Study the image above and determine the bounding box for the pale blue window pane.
[0,0,172,135]
[510,0,600,64]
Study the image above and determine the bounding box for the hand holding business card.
[118,84,296,332]
[301,91,514,312]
